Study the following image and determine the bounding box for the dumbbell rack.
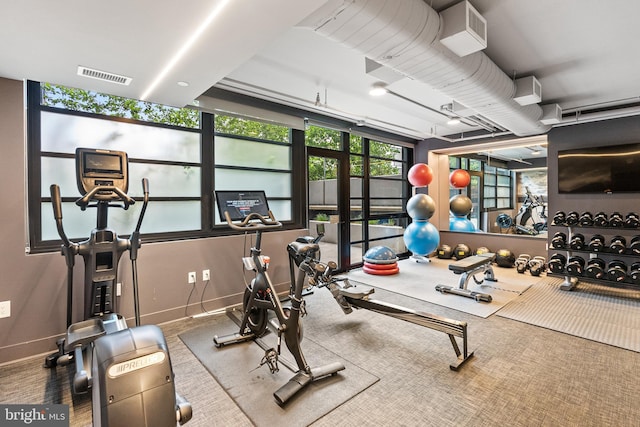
[549,212,640,291]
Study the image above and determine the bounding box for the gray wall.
[0,78,304,363]
[416,116,640,261]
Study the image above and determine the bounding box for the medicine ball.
[475,246,491,255]
[436,244,454,259]
[453,243,472,259]
[495,249,516,268]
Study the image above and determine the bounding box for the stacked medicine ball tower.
[403,163,440,260]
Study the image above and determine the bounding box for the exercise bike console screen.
[215,191,271,221]
[76,147,128,196]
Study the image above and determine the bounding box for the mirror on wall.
[431,136,548,238]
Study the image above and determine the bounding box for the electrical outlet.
[116,282,122,296]
[188,271,197,284]
[0,300,10,318]
[202,269,210,281]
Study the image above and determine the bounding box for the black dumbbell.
[579,212,594,226]
[528,256,547,276]
[453,243,472,259]
[628,262,640,284]
[551,232,567,249]
[588,234,606,252]
[609,212,624,228]
[565,256,585,276]
[569,233,585,250]
[624,212,640,228]
[607,260,628,282]
[565,211,580,226]
[515,254,531,274]
[585,258,606,279]
[548,253,567,274]
[551,211,566,226]
[593,212,608,227]
[609,235,627,254]
[628,236,640,255]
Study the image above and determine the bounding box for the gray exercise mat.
[179,314,379,426]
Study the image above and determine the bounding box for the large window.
[449,156,513,210]
[213,116,293,222]
[27,81,300,253]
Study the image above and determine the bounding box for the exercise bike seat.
[288,241,320,257]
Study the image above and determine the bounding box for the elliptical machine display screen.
[76,147,129,197]
[215,191,270,221]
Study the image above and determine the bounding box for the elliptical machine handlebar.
[223,210,282,231]
[75,185,136,210]
[50,184,72,249]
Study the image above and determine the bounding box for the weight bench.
[435,253,496,302]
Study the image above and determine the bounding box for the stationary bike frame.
[214,210,344,405]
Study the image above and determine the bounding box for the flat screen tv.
[558,143,640,194]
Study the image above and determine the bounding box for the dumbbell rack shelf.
[549,222,640,291]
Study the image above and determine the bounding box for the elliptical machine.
[212,191,345,405]
[45,148,191,426]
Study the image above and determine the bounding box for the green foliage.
[214,115,289,143]
[306,126,402,180]
[315,213,330,221]
[41,83,200,128]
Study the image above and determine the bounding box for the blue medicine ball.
[449,216,476,232]
[403,220,440,256]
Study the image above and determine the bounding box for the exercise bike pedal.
[213,332,255,347]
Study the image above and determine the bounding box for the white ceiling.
[2,0,640,148]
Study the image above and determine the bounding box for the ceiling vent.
[540,104,562,124]
[439,0,487,57]
[514,76,542,106]
[77,66,132,85]
[305,0,550,136]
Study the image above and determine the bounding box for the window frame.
[26,81,305,254]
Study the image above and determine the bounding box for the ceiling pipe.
[301,0,551,137]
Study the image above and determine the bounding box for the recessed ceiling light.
[177,81,189,87]
[369,82,388,96]
[447,118,461,125]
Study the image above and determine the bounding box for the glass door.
[307,148,348,270]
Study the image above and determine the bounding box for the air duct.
[301,0,550,136]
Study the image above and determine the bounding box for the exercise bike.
[496,186,547,235]
[212,190,345,405]
[45,148,191,426]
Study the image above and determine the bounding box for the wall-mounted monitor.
[558,143,640,194]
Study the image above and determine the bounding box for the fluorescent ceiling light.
[447,118,461,125]
[140,0,231,100]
